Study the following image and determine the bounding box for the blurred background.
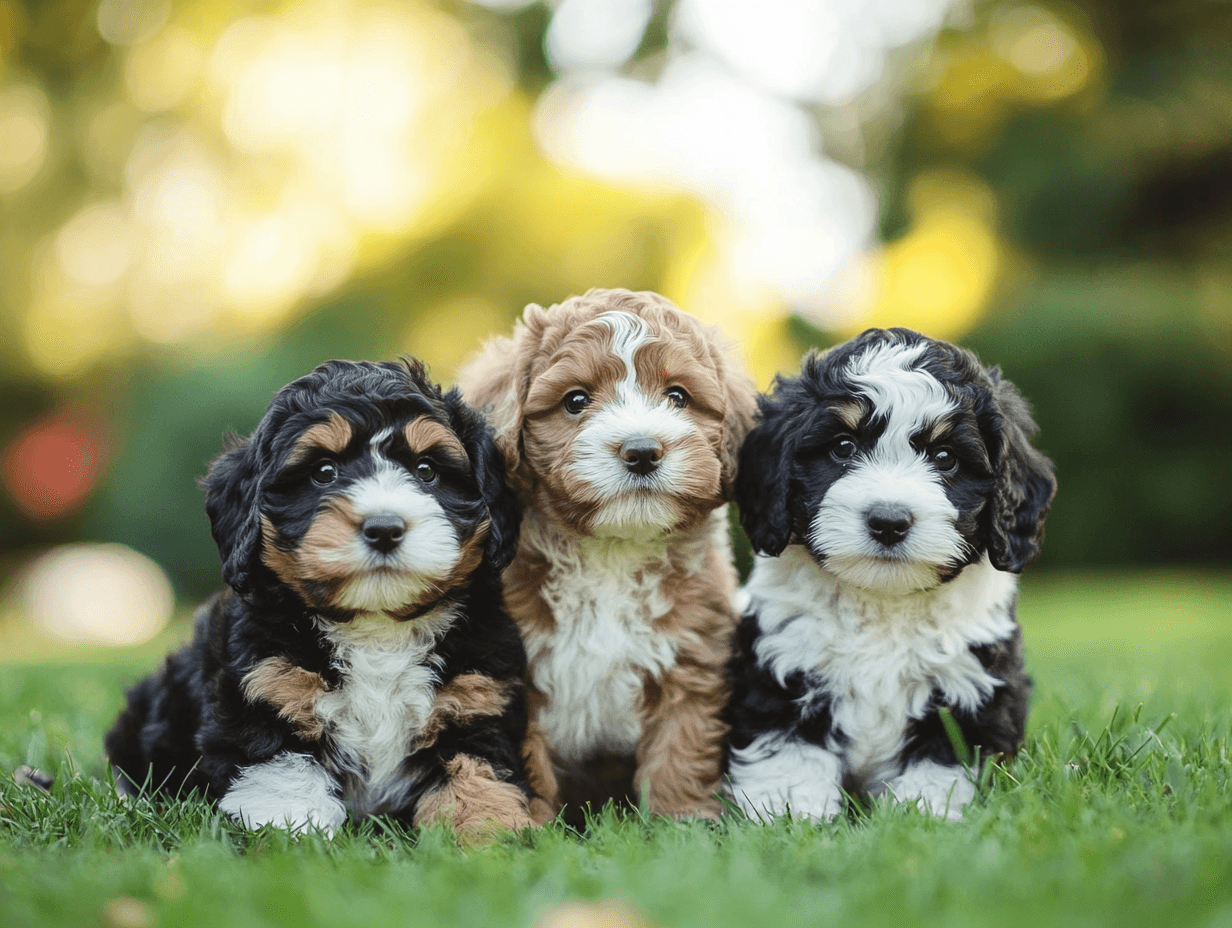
[0,0,1229,652]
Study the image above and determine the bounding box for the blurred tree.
[2,0,1230,605]
[856,0,1232,567]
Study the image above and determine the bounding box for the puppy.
[725,328,1055,821]
[459,288,757,821]
[105,359,535,836]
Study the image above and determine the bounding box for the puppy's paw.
[414,754,536,842]
[219,753,346,836]
[885,760,974,821]
[727,735,845,822]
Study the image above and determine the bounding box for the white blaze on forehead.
[845,340,956,449]
[368,426,396,449]
[596,309,653,383]
[802,340,968,593]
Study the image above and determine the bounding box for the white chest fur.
[521,514,689,763]
[314,610,452,814]
[746,547,1018,788]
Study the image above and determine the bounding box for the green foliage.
[2,573,1231,928]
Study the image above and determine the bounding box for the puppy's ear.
[714,344,759,501]
[734,389,795,557]
[200,431,264,594]
[455,305,545,495]
[985,371,1056,573]
[444,389,522,571]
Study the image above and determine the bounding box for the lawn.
[2,571,1230,928]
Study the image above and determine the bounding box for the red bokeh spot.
[3,409,108,522]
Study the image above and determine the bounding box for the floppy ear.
[714,346,759,502]
[444,388,522,572]
[985,371,1057,573]
[200,431,264,594]
[734,390,796,557]
[455,305,544,496]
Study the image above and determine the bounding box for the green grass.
[3,571,1231,928]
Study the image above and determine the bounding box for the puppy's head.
[460,289,756,538]
[737,328,1055,593]
[201,359,519,620]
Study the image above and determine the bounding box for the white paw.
[728,734,845,822]
[219,753,347,835]
[885,760,974,820]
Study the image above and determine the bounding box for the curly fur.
[105,359,534,836]
[725,329,1054,822]
[459,288,757,822]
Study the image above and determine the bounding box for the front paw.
[727,735,845,822]
[414,754,536,841]
[219,753,346,835]
[885,760,974,821]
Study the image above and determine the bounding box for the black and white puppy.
[105,359,535,836]
[725,328,1055,821]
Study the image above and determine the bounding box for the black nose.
[867,506,913,547]
[620,437,663,476]
[361,514,406,554]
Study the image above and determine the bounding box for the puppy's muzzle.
[620,437,663,476]
[361,513,407,554]
[866,505,913,548]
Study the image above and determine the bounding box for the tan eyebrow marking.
[404,416,469,469]
[828,400,867,430]
[919,416,957,444]
[286,412,354,465]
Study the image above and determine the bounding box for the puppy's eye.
[664,386,689,409]
[931,447,958,473]
[563,390,590,415]
[831,437,857,462]
[311,461,338,486]
[415,460,437,483]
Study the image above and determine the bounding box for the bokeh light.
[20,543,174,646]
[0,83,50,194]
[0,0,1226,614]
[17,0,514,378]
[845,170,1003,339]
[3,406,109,523]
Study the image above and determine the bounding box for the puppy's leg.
[414,754,534,841]
[634,666,727,819]
[522,687,561,823]
[410,673,536,840]
[726,733,845,822]
[218,752,346,835]
[884,760,973,820]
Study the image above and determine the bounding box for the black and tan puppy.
[725,329,1055,821]
[105,359,534,836]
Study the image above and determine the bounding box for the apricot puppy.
[460,288,756,821]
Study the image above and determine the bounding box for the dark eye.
[664,386,689,409]
[931,447,958,473]
[831,437,857,462]
[415,460,437,483]
[563,390,590,415]
[311,461,337,486]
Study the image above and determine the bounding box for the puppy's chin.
[814,552,948,595]
[587,493,680,539]
[331,567,443,616]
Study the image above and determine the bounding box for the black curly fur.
[105,359,531,825]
